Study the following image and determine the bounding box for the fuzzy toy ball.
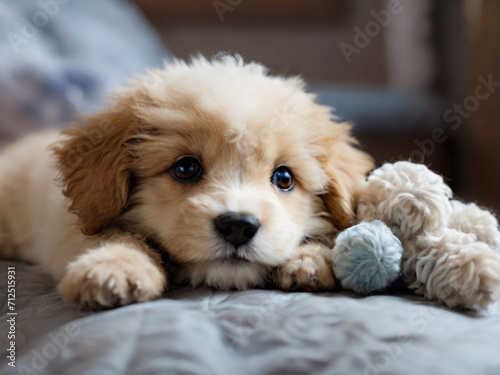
[332,220,403,294]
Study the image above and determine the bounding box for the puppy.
[0,55,373,309]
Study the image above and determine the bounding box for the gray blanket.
[2,260,500,375]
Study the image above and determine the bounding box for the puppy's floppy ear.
[320,124,374,230]
[53,104,138,236]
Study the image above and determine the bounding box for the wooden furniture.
[134,0,341,24]
[461,0,500,211]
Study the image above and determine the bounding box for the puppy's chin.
[178,260,271,290]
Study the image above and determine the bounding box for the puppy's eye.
[170,157,203,182]
[271,166,294,191]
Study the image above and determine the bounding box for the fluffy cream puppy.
[0,55,373,309]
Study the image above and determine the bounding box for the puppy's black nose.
[214,212,261,248]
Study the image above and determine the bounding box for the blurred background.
[0,0,499,211]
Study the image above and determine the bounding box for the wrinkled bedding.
[2,260,500,375]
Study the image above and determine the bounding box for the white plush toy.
[332,161,500,309]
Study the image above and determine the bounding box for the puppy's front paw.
[58,243,166,310]
[275,244,335,292]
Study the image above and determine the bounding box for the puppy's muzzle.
[214,212,261,248]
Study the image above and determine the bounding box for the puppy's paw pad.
[276,253,335,292]
[59,244,166,310]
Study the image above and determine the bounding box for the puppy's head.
[54,55,373,289]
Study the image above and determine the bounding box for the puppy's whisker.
[168,240,191,258]
[150,233,166,244]
[160,232,183,246]
[142,230,161,242]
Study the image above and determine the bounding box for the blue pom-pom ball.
[332,220,403,294]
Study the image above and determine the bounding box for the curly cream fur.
[357,161,452,239]
[448,200,500,249]
[357,161,500,309]
[403,229,500,309]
